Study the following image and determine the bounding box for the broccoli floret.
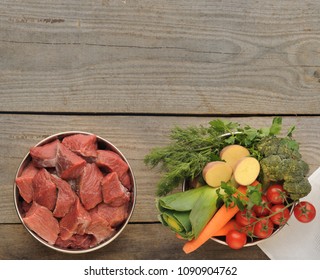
[299,160,310,176]
[277,138,302,160]
[257,136,302,159]
[281,158,309,181]
[283,178,312,200]
[257,136,311,200]
[260,155,285,185]
[257,137,281,157]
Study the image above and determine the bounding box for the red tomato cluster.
[226,184,316,250]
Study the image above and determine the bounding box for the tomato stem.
[241,201,295,237]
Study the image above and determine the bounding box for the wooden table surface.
[1,0,320,260]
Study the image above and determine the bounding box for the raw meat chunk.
[86,210,115,244]
[15,162,38,203]
[101,172,130,207]
[120,171,132,191]
[32,168,57,211]
[20,200,32,215]
[56,142,86,180]
[23,202,60,245]
[30,139,59,168]
[97,202,129,227]
[52,175,77,218]
[59,198,91,240]
[96,150,129,179]
[55,234,94,250]
[78,163,103,210]
[62,134,98,158]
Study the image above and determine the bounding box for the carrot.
[175,233,186,240]
[250,180,260,187]
[212,219,239,236]
[182,185,247,254]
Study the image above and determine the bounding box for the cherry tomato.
[235,209,257,227]
[240,224,254,236]
[266,184,286,204]
[294,201,316,223]
[253,195,271,217]
[270,204,290,226]
[253,218,274,239]
[226,230,247,250]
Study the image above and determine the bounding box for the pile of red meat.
[15,133,134,250]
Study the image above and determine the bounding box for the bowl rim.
[13,131,137,254]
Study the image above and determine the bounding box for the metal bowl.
[13,131,136,254]
[182,180,294,247]
[182,131,294,247]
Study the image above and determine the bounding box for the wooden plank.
[0,224,269,260]
[1,1,320,114]
[1,114,320,224]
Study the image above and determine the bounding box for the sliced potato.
[202,161,233,188]
[220,144,250,170]
[233,157,260,186]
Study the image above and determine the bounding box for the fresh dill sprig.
[144,117,283,196]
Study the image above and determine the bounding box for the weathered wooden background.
[1,0,320,260]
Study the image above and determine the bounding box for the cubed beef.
[32,168,57,211]
[52,175,77,218]
[86,210,115,244]
[101,172,130,207]
[30,139,59,168]
[56,142,86,180]
[62,134,98,158]
[96,150,129,179]
[120,171,132,191]
[96,202,129,228]
[20,200,32,216]
[59,198,91,240]
[15,162,39,203]
[23,202,60,245]
[55,234,94,250]
[78,163,103,210]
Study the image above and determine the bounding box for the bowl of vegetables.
[14,131,136,253]
[145,118,316,252]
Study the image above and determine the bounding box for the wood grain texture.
[0,224,268,260]
[1,0,320,114]
[2,115,320,224]
[1,0,320,260]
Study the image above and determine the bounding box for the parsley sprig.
[218,182,263,211]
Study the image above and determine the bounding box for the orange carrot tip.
[250,180,260,187]
[176,233,186,240]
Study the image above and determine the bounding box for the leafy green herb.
[217,182,236,208]
[286,125,296,137]
[269,116,283,136]
[217,181,263,212]
[246,184,263,209]
[144,117,284,196]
